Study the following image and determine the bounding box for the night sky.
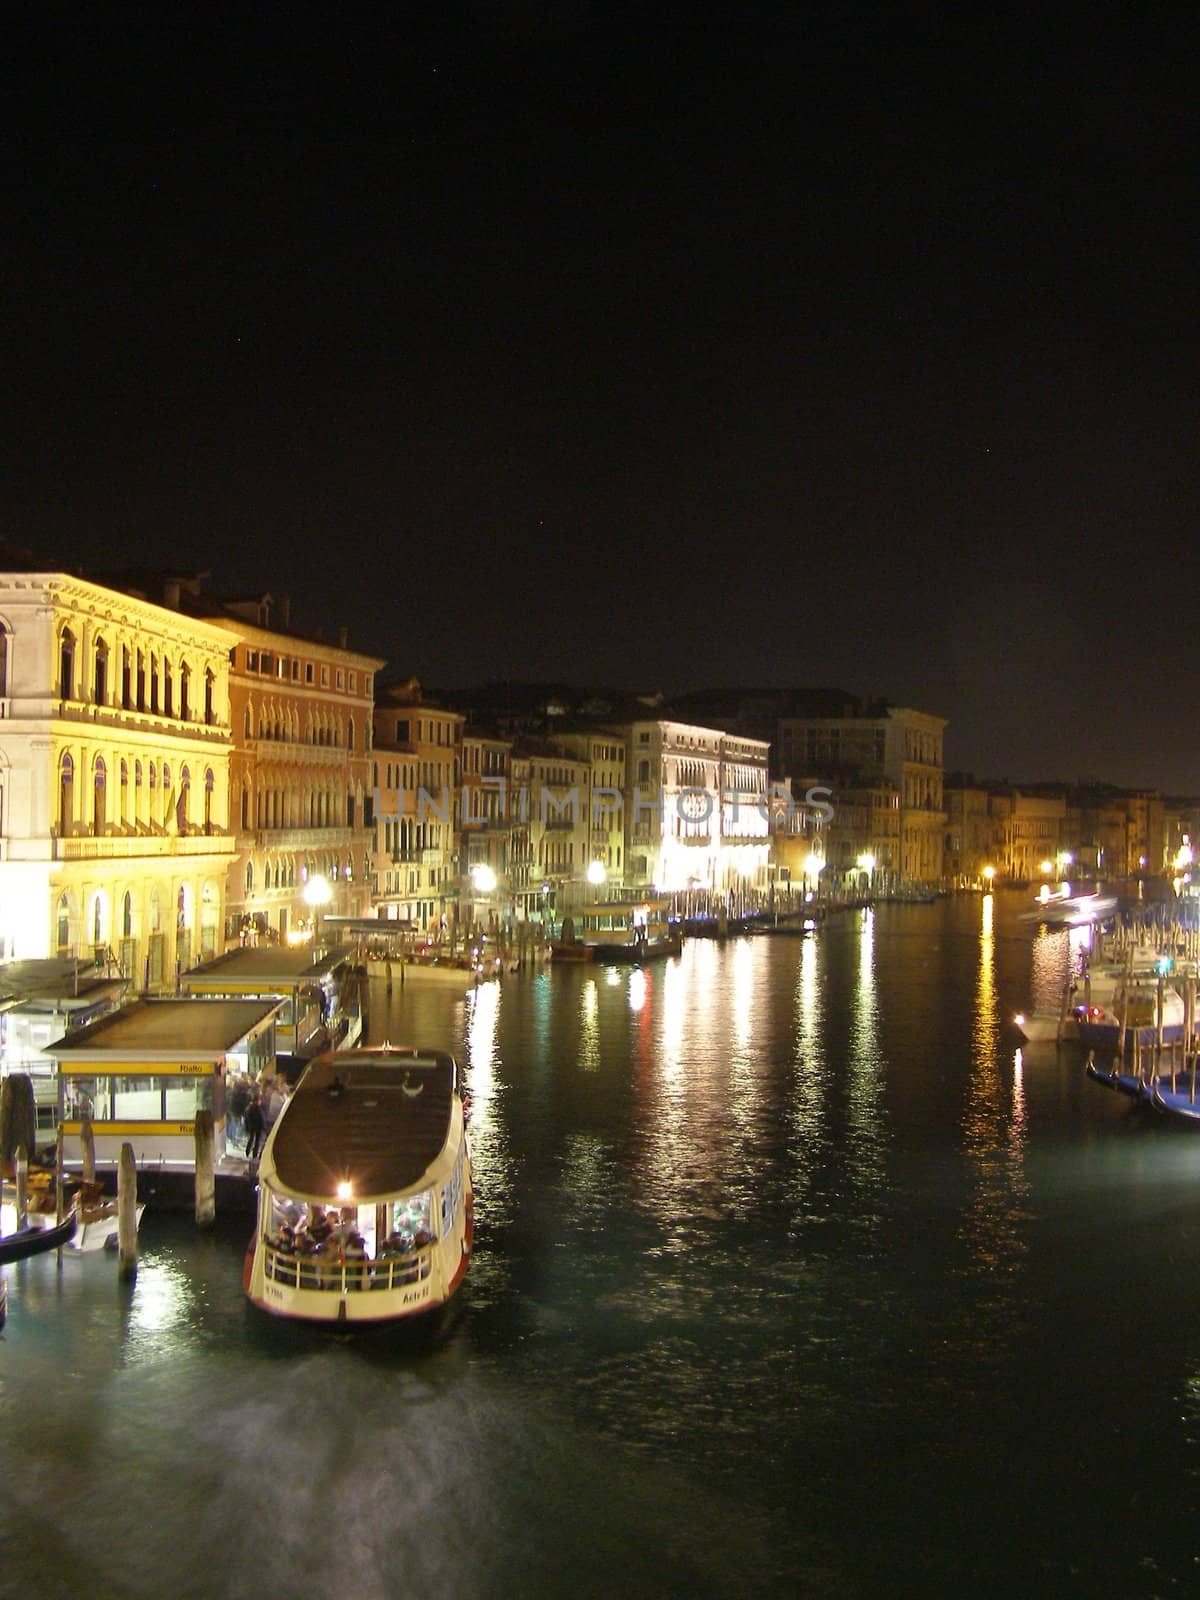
[4,10,1197,788]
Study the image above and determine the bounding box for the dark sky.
[4,9,1198,788]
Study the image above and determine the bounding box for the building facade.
[624,720,771,896]
[0,572,237,980]
[203,598,383,947]
[372,679,463,936]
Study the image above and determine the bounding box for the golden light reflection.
[958,890,1031,1332]
[732,938,755,1055]
[660,954,688,1086]
[787,932,829,1206]
[846,908,887,1203]
[1030,924,1073,1015]
[579,978,600,1072]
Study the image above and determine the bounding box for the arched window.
[241,782,249,830]
[204,767,214,833]
[119,758,128,828]
[59,629,76,699]
[121,645,132,708]
[59,752,74,833]
[122,890,133,939]
[204,669,215,726]
[92,756,107,835]
[92,894,102,944]
[164,659,174,718]
[245,860,254,895]
[244,705,252,739]
[179,662,190,721]
[136,650,146,711]
[178,765,191,832]
[93,637,108,705]
[0,621,8,697]
[56,893,70,953]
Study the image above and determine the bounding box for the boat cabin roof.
[269,1047,457,1199]
[181,946,352,990]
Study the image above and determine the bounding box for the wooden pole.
[14,1144,28,1229]
[55,1125,65,1225]
[80,1106,96,1183]
[117,1142,138,1281]
[1057,979,1071,1043]
[194,1109,216,1229]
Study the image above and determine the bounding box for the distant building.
[622,719,770,896]
[776,697,947,886]
[372,678,463,935]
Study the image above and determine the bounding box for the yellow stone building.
[0,571,237,981]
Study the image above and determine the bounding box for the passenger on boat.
[316,1240,343,1289]
[308,1205,332,1243]
[344,1231,370,1287]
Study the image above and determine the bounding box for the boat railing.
[263,1241,433,1293]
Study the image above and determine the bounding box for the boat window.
[63,1077,102,1118]
[390,1190,434,1242]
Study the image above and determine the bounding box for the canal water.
[3,894,1199,1599]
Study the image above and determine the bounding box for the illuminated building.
[372,679,463,935]
[623,719,770,896]
[0,571,237,977]
[205,596,383,946]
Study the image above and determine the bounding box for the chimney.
[280,595,291,626]
[338,626,348,649]
[164,579,181,609]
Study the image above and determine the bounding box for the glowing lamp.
[586,860,607,886]
[470,864,497,894]
[336,1180,353,1201]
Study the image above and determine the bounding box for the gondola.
[0,1211,78,1264]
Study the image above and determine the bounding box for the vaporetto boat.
[243,1045,473,1324]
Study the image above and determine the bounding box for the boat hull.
[1076,1022,1184,1054]
[1015,1012,1077,1044]
[0,1212,78,1263]
[1152,1083,1200,1123]
[590,938,682,965]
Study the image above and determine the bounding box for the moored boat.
[244,1045,473,1324]
[551,898,682,965]
[1074,982,1185,1056]
[0,1210,78,1263]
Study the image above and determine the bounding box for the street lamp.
[470,863,497,894]
[303,872,332,953]
[586,859,607,888]
[982,864,995,892]
[802,850,825,902]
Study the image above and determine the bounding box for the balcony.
[55,832,237,860]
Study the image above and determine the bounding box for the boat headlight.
[1014,1013,1025,1027]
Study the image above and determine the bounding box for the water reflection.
[787,933,829,1214]
[845,909,887,1210]
[579,978,600,1072]
[958,894,1031,1337]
